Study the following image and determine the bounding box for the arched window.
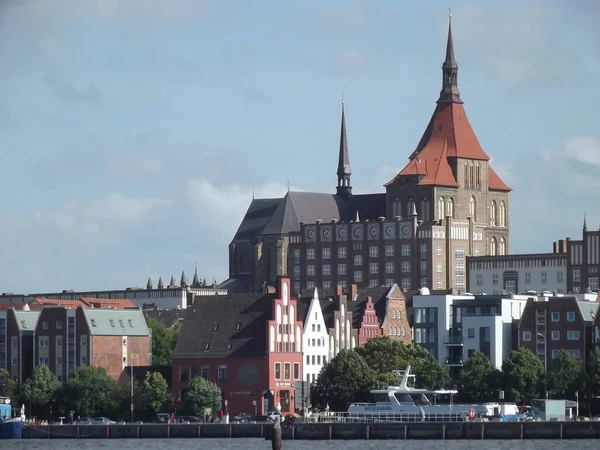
[420,197,430,222]
[490,237,497,256]
[464,164,469,188]
[469,196,476,221]
[499,201,506,227]
[407,197,415,217]
[447,198,455,219]
[354,255,363,266]
[469,162,474,189]
[490,201,497,226]
[393,197,401,218]
[438,197,445,221]
[500,237,506,255]
[475,163,481,189]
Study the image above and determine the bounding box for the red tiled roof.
[80,298,137,309]
[30,298,86,309]
[386,102,510,191]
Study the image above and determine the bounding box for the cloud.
[45,73,103,103]
[563,136,600,167]
[35,193,170,240]
[187,179,291,238]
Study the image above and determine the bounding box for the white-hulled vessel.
[347,366,492,422]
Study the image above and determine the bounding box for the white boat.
[347,366,494,422]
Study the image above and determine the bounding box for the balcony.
[445,356,463,366]
[443,335,464,346]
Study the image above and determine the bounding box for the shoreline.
[14,421,600,440]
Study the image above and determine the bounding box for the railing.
[445,357,463,365]
[311,411,467,423]
[443,335,463,345]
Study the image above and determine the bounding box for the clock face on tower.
[353,227,362,238]
[338,228,346,238]
[323,229,331,239]
[385,226,394,236]
[401,225,410,236]
[369,227,377,237]
[307,230,315,239]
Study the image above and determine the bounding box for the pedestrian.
[68,411,74,425]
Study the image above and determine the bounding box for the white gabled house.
[302,288,329,384]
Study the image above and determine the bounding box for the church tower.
[336,102,352,199]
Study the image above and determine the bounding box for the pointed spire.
[146,277,153,290]
[192,264,200,287]
[584,213,588,231]
[180,270,187,288]
[411,202,418,217]
[355,208,360,222]
[313,287,319,300]
[437,9,463,104]
[157,276,164,289]
[169,274,176,288]
[336,101,352,198]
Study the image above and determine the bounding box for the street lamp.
[537,333,549,399]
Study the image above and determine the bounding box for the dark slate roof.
[143,309,184,327]
[577,300,599,323]
[231,198,282,242]
[216,274,254,294]
[174,293,275,359]
[234,191,386,238]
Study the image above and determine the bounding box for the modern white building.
[302,288,330,383]
[467,253,568,295]
[412,289,530,377]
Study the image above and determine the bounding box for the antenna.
[448,7,452,20]
[252,185,255,199]
[287,180,290,192]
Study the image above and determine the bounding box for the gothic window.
[464,164,469,188]
[469,162,474,189]
[438,197,445,221]
[499,237,506,255]
[475,163,481,189]
[447,197,455,219]
[499,201,506,227]
[469,196,476,221]
[407,197,415,216]
[490,237,497,256]
[420,197,430,222]
[490,200,497,226]
[393,197,401,218]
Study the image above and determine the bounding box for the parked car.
[233,413,252,422]
[91,417,115,424]
[177,415,201,423]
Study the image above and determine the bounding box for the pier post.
[272,415,282,450]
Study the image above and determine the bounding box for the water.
[0,440,598,450]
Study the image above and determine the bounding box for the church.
[221,17,511,295]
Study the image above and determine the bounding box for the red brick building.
[172,277,303,416]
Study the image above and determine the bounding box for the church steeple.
[336,101,352,198]
[437,9,463,104]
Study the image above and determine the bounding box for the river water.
[1,439,598,449]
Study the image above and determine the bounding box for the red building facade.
[172,277,303,417]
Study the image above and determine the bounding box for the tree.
[186,376,222,417]
[21,365,61,419]
[409,346,451,390]
[146,317,180,365]
[547,350,584,399]
[61,366,124,418]
[0,369,19,403]
[459,351,498,402]
[502,347,544,402]
[311,349,376,411]
[141,372,170,414]
[583,347,600,415]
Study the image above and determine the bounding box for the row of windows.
[489,200,507,227]
[274,362,300,380]
[573,271,599,291]
[523,330,581,341]
[179,364,228,381]
[307,338,324,346]
[306,354,327,365]
[37,335,86,348]
[464,162,482,190]
[391,197,432,222]
[476,271,565,287]
[299,244,429,263]
[489,236,507,256]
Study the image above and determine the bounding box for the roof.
[81,298,138,309]
[30,298,84,309]
[13,310,40,331]
[174,293,275,359]
[144,309,184,327]
[231,198,282,242]
[81,309,150,336]
[576,301,598,323]
[216,274,254,294]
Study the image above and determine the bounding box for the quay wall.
[20,421,600,440]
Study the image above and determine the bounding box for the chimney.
[336,284,344,297]
[350,284,358,301]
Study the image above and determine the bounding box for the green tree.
[0,369,19,403]
[583,347,600,415]
[502,347,544,402]
[547,350,584,399]
[311,349,376,411]
[62,366,124,418]
[141,372,170,414]
[459,351,498,402]
[21,365,61,419]
[146,317,180,365]
[410,346,451,390]
[187,376,222,417]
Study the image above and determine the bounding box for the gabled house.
[6,308,39,383]
[378,284,411,345]
[172,277,303,417]
[298,288,329,384]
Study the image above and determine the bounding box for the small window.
[128,319,133,327]
[110,320,115,327]
[551,330,560,340]
[236,322,242,330]
[214,324,219,332]
[91,319,97,327]
[20,320,27,329]
[43,321,49,330]
[467,329,475,339]
[567,312,576,322]
[205,343,210,350]
[56,321,63,329]
[227,342,233,350]
[119,320,125,327]
[551,312,560,322]
[522,331,531,341]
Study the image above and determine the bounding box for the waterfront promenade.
[18,420,600,440]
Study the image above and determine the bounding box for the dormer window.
[205,343,210,350]
[91,319,97,327]
[214,324,219,332]
[128,319,133,327]
[227,342,233,350]
[236,322,242,331]
[20,321,27,329]
[119,320,125,327]
[110,320,115,327]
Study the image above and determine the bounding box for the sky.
[0,0,599,293]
